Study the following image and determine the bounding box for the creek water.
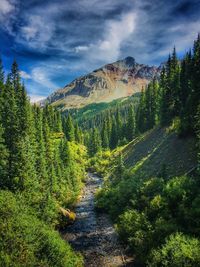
[62,173,134,266]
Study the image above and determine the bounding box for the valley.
[62,173,133,267]
[0,29,200,267]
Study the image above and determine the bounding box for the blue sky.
[0,0,200,102]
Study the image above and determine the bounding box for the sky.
[0,0,200,102]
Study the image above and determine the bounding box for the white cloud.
[19,15,55,49]
[0,0,14,15]
[29,94,46,103]
[75,12,137,64]
[20,70,31,79]
[98,12,136,60]
[74,45,90,53]
[31,67,57,89]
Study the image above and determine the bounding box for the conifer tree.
[64,114,75,141]
[1,75,19,189]
[136,88,147,133]
[190,35,200,130]
[102,120,109,148]
[89,128,102,155]
[33,106,48,181]
[74,123,82,143]
[110,120,118,149]
[116,109,122,141]
[126,105,136,141]
[0,124,8,188]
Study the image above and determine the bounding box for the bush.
[0,190,83,267]
[148,233,200,267]
[117,209,152,262]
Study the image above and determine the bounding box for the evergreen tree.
[33,106,48,182]
[89,128,102,155]
[1,75,20,189]
[126,105,136,141]
[190,35,200,131]
[116,109,122,141]
[0,124,8,188]
[102,120,109,148]
[110,120,118,149]
[136,88,147,132]
[64,114,75,141]
[74,123,82,143]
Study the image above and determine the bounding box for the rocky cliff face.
[45,57,160,109]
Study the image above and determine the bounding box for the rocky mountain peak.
[45,57,160,110]
[123,56,136,66]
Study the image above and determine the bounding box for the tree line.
[96,34,200,266]
[82,35,200,158]
[0,59,85,266]
[137,35,200,137]
[82,100,138,155]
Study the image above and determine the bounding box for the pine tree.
[0,124,8,188]
[102,120,109,148]
[89,128,102,155]
[1,75,19,189]
[190,35,200,131]
[74,123,82,143]
[60,138,72,166]
[136,88,147,132]
[160,67,168,125]
[171,47,181,116]
[126,105,136,141]
[116,109,122,142]
[110,119,118,149]
[64,115,75,141]
[33,106,48,182]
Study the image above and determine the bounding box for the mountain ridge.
[44,57,161,110]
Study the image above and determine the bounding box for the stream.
[62,173,134,267]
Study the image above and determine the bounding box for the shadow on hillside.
[123,127,197,178]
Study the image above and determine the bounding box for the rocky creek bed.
[62,173,134,267]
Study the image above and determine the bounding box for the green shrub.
[0,190,83,267]
[148,233,200,267]
[117,209,153,262]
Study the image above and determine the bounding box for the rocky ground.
[62,173,134,267]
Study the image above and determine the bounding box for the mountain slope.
[122,127,197,178]
[45,57,160,110]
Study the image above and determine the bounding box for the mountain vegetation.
[44,57,159,109]
[0,59,86,266]
[0,33,200,266]
[95,35,200,266]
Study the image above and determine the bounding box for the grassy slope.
[67,93,140,122]
[122,127,197,178]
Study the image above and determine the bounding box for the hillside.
[123,127,197,178]
[44,57,160,110]
[69,93,140,129]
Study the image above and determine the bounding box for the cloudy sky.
[0,0,200,101]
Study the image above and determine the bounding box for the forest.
[96,35,200,266]
[0,32,200,267]
[0,60,86,266]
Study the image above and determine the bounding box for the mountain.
[45,57,160,110]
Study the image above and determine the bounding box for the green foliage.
[0,59,87,266]
[148,233,200,267]
[89,150,112,176]
[0,191,83,267]
[63,114,75,141]
[75,94,139,151]
[96,165,200,265]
